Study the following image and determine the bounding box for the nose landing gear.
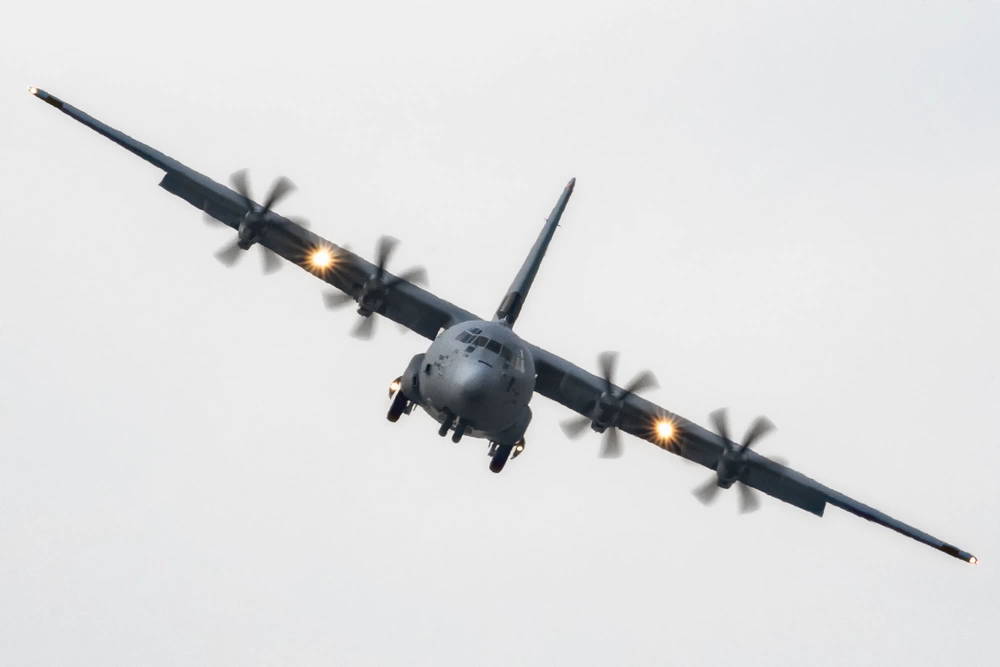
[451,419,467,443]
[437,410,453,436]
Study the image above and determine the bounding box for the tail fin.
[495,178,575,327]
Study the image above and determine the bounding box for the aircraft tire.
[387,390,409,422]
[489,441,515,473]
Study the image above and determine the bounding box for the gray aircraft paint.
[413,320,535,441]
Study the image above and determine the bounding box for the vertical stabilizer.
[495,178,575,327]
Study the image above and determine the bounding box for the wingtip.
[27,86,64,109]
[940,543,978,564]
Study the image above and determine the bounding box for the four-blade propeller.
[208,169,302,273]
[560,351,658,457]
[322,235,428,339]
[692,408,784,513]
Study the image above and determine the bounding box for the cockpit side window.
[512,347,526,372]
[486,339,501,354]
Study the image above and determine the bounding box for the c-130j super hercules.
[28,86,977,564]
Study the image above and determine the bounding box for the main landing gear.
[488,439,526,473]
[386,377,411,422]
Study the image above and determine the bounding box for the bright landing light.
[654,419,676,444]
[308,247,334,270]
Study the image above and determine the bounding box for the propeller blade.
[738,483,760,513]
[693,476,721,505]
[390,266,429,287]
[260,246,282,274]
[623,369,658,396]
[597,351,618,392]
[214,239,243,267]
[374,235,399,274]
[599,426,623,458]
[261,176,295,213]
[351,315,377,340]
[709,408,731,447]
[230,169,252,204]
[740,416,775,452]
[323,291,355,309]
[560,415,592,439]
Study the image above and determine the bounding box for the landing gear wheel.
[386,390,409,422]
[489,441,515,473]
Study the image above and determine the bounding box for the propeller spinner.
[322,235,428,339]
[560,351,658,457]
[208,169,300,273]
[693,408,783,513]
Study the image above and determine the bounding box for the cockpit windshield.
[457,328,526,371]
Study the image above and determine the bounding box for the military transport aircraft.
[29,86,977,564]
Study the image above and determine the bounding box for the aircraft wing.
[529,345,978,564]
[29,87,476,340]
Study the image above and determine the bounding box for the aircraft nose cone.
[449,361,508,430]
[460,364,493,405]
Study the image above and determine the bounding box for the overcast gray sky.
[2,1,997,665]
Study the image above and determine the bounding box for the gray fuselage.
[408,320,535,445]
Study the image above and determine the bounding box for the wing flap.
[742,455,827,516]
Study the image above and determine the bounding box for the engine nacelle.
[715,451,746,489]
[588,392,622,433]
